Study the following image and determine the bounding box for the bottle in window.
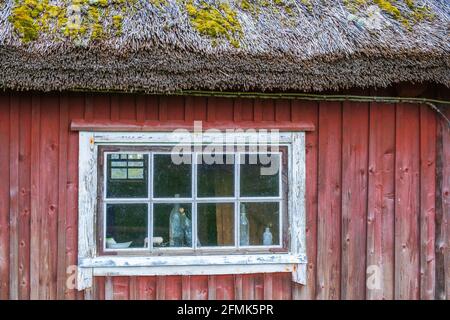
[263,226,273,246]
[169,203,183,247]
[240,204,249,246]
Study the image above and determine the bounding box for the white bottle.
[263,227,273,246]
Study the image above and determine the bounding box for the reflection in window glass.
[106,203,148,249]
[153,154,192,198]
[153,203,192,248]
[240,154,280,197]
[198,203,234,247]
[107,153,148,198]
[240,202,280,246]
[197,154,234,198]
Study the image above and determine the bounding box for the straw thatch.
[0,0,449,93]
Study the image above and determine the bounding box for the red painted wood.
[395,103,420,300]
[341,102,369,300]
[56,95,69,300]
[137,276,157,300]
[240,99,254,121]
[189,276,208,300]
[38,94,60,300]
[291,101,318,300]
[112,277,130,300]
[66,94,85,300]
[166,96,185,121]
[145,96,159,121]
[18,95,31,300]
[316,102,342,300]
[70,120,315,132]
[29,94,41,300]
[366,102,395,300]
[0,93,10,299]
[419,105,436,300]
[165,276,182,300]
[241,274,255,300]
[9,96,20,300]
[215,275,235,300]
[262,100,275,121]
[0,91,446,300]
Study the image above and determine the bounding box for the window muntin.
[99,146,288,255]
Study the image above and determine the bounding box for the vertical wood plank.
[92,95,110,120]
[341,102,369,300]
[263,274,273,300]
[9,96,20,300]
[56,94,69,300]
[165,276,182,300]
[435,105,450,300]
[254,274,264,299]
[316,102,342,300]
[66,94,85,300]
[0,93,10,299]
[145,96,159,121]
[39,94,60,300]
[156,276,166,300]
[112,277,130,300]
[182,276,191,300]
[129,277,137,300]
[137,277,156,300]
[215,275,235,300]
[193,97,207,121]
[158,96,168,122]
[366,102,395,300]
[189,276,208,300]
[136,95,146,123]
[291,101,319,300]
[18,95,31,300]
[105,276,113,300]
[419,105,436,300]
[262,100,275,121]
[271,273,284,300]
[275,100,291,122]
[253,99,263,122]
[234,275,243,300]
[119,95,137,120]
[110,94,120,121]
[395,103,420,300]
[241,274,255,300]
[95,277,105,300]
[29,94,40,300]
[166,96,185,121]
[207,276,216,300]
[240,99,254,121]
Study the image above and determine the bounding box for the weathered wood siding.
[0,91,448,300]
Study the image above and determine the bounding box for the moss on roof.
[6,0,439,46]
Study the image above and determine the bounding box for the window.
[98,147,288,255]
[77,130,306,290]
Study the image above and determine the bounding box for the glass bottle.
[263,226,273,246]
[240,204,249,246]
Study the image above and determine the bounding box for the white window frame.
[77,131,306,290]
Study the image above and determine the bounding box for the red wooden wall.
[0,90,448,300]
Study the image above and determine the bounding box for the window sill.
[78,254,306,279]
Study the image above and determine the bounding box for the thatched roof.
[0,0,449,93]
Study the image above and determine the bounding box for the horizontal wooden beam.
[70,120,315,132]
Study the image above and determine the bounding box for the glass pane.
[153,203,192,248]
[197,154,234,198]
[153,154,192,198]
[197,203,234,247]
[240,154,280,197]
[106,203,148,249]
[240,202,280,246]
[106,153,148,198]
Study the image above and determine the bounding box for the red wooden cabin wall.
[0,91,448,300]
